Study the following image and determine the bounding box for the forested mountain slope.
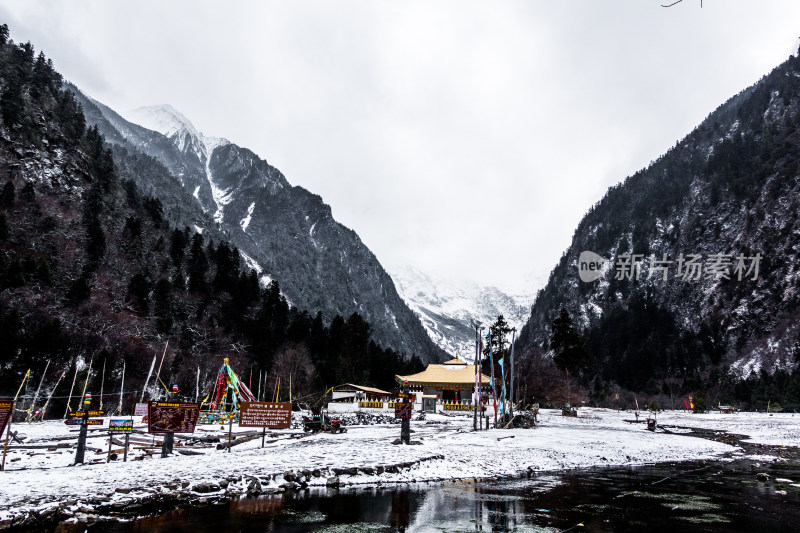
[0,26,423,414]
[517,47,800,408]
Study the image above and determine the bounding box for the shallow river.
[61,459,800,532]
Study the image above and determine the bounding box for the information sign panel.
[394,402,413,420]
[64,419,104,426]
[147,401,200,434]
[133,403,148,416]
[0,401,11,435]
[109,419,134,433]
[239,401,292,429]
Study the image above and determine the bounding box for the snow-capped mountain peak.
[389,264,534,362]
[124,105,229,165]
[127,105,199,143]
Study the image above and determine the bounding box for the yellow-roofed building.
[396,358,492,412]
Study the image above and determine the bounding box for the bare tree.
[269,343,315,402]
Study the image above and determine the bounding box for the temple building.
[396,358,492,412]
[330,383,393,404]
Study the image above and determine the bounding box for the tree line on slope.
[0,24,422,416]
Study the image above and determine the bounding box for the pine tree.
[187,233,208,294]
[0,182,14,208]
[550,308,590,377]
[153,278,173,333]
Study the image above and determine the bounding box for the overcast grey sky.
[2,1,799,294]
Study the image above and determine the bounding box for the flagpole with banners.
[64,360,80,419]
[487,331,497,426]
[509,328,516,419]
[28,360,50,422]
[472,323,481,431]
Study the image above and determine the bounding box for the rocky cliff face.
[517,50,800,386]
[71,93,445,362]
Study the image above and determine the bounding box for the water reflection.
[391,492,410,531]
[85,460,800,532]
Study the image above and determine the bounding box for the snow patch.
[124,105,232,223]
[240,202,256,232]
[240,251,262,274]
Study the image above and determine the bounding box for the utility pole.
[509,328,516,419]
[472,322,481,431]
[478,326,488,430]
[400,382,410,444]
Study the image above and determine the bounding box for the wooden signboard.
[394,402,413,420]
[109,419,134,433]
[67,410,106,418]
[147,401,200,434]
[0,401,11,435]
[239,401,292,429]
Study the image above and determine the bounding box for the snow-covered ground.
[1,408,796,524]
[656,409,800,446]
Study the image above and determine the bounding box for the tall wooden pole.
[140,352,157,403]
[64,361,80,419]
[29,360,50,420]
[509,328,516,419]
[117,361,126,415]
[41,371,65,420]
[99,358,106,411]
[4,372,31,470]
[479,327,485,429]
[473,324,479,431]
[14,370,30,404]
[79,355,94,406]
[3,373,28,469]
[153,341,169,399]
[488,330,497,427]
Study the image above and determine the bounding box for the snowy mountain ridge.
[390,264,534,361]
[516,48,800,390]
[125,105,235,222]
[72,93,446,361]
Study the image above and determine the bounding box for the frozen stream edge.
[2,408,798,528]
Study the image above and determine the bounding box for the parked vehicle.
[302,412,347,434]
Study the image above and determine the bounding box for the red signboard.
[394,402,413,420]
[239,401,292,429]
[0,401,12,435]
[147,401,200,434]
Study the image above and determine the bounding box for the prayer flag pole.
[117,361,126,415]
[64,361,80,419]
